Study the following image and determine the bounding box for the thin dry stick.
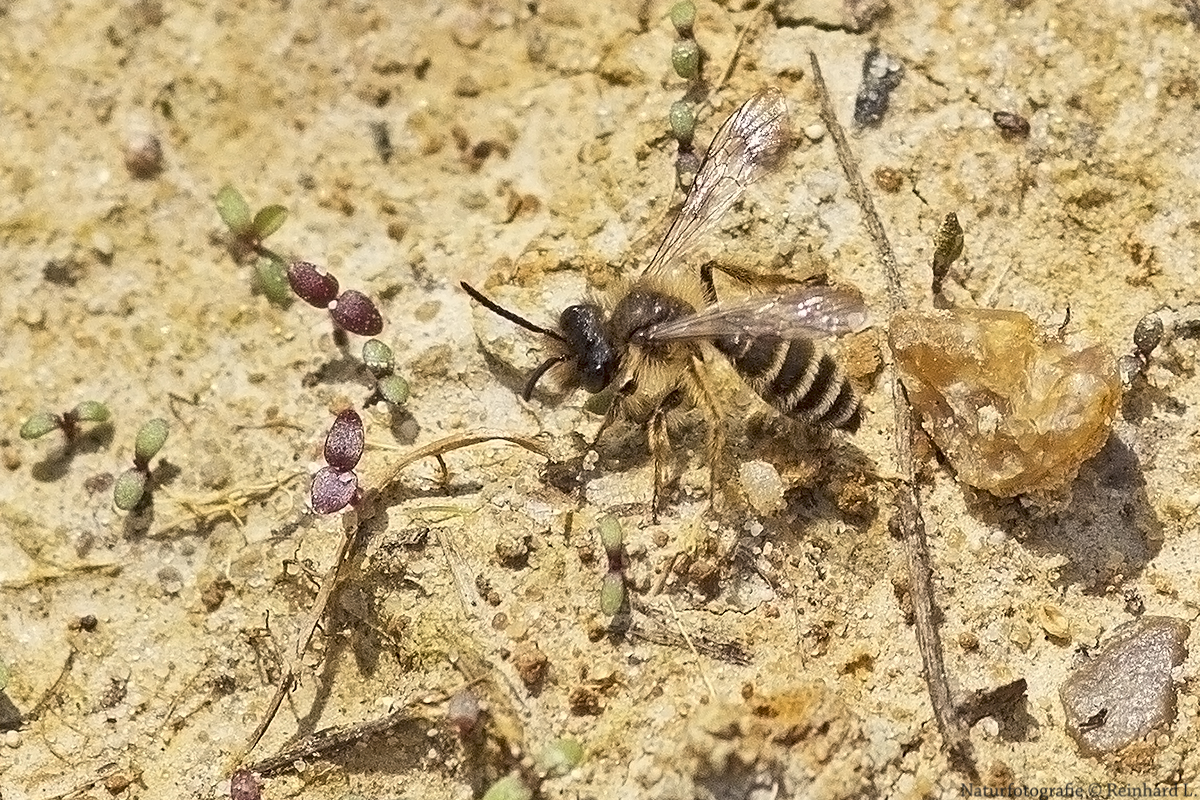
[154,471,307,536]
[244,703,426,776]
[808,51,977,778]
[713,6,768,95]
[664,595,717,700]
[230,432,549,769]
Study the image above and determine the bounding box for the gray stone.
[1060,616,1190,755]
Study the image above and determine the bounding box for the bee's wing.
[643,87,793,279]
[644,285,871,343]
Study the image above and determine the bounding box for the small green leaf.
[671,40,700,80]
[669,101,695,145]
[481,775,532,800]
[377,374,410,406]
[536,737,584,776]
[114,468,148,511]
[215,185,252,233]
[361,339,395,376]
[598,515,623,557]
[20,412,60,440]
[134,418,169,466]
[600,570,626,616]
[669,1,696,36]
[256,256,293,306]
[71,400,111,423]
[252,204,288,240]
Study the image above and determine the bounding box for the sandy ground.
[3,0,1200,798]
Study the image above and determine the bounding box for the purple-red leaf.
[311,465,358,514]
[324,409,364,471]
[287,261,340,308]
[330,290,383,336]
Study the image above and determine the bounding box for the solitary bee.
[463,87,869,518]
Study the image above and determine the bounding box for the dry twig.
[808,51,978,778]
[154,470,308,536]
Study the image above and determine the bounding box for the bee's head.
[558,303,617,394]
[460,282,617,401]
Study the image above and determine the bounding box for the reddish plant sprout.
[323,410,365,471]
[311,466,359,514]
[287,260,340,308]
[330,290,383,336]
[229,769,262,800]
[311,410,365,514]
[447,687,482,736]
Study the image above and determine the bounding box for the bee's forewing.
[643,284,871,343]
[643,87,793,279]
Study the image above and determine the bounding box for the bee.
[463,86,870,518]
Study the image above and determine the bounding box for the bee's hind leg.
[686,355,724,515]
[646,387,689,524]
[647,407,670,525]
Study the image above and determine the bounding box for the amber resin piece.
[889,308,1121,496]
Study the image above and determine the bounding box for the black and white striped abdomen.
[714,334,861,432]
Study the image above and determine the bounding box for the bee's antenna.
[460,282,566,343]
[522,355,571,401]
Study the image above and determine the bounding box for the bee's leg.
[646,388,685,524]
[686,355,723,514]
[700,263,719,305]
[576,378,636,497]
[589,378,635,451]
[647,407,670,525]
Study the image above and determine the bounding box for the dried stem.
[808,51,978,778]
[244,703,426,777]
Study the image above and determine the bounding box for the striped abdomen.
[714,334,861,432]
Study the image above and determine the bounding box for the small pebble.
[91,232,115,261]
[157,566,184,595]
[803,123,826,142]
[1060,616,1189,755]
[5,730,20,748]
[992,110,1030,138]
[854,47,904,125]
[738,460,785,515]
[124,131,163,178]
[447,687,482,735]
[512,641,548,688]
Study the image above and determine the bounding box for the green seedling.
[600,570,626,616]
[360,339,410,408]
[597,515,627,615]
[478,736,585,800]
[669,101,695,146]
[20,400,111,447]
[361,339,395,375]
[481,774,533,800]
[376,374,410,406]
[671,40,700,81]
[669,0,696,38]
[536,737,584,777]
[114,417,169,511]
[215,185,292,305]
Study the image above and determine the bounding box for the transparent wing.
[643,284,870,343]
[643,86,793,278]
